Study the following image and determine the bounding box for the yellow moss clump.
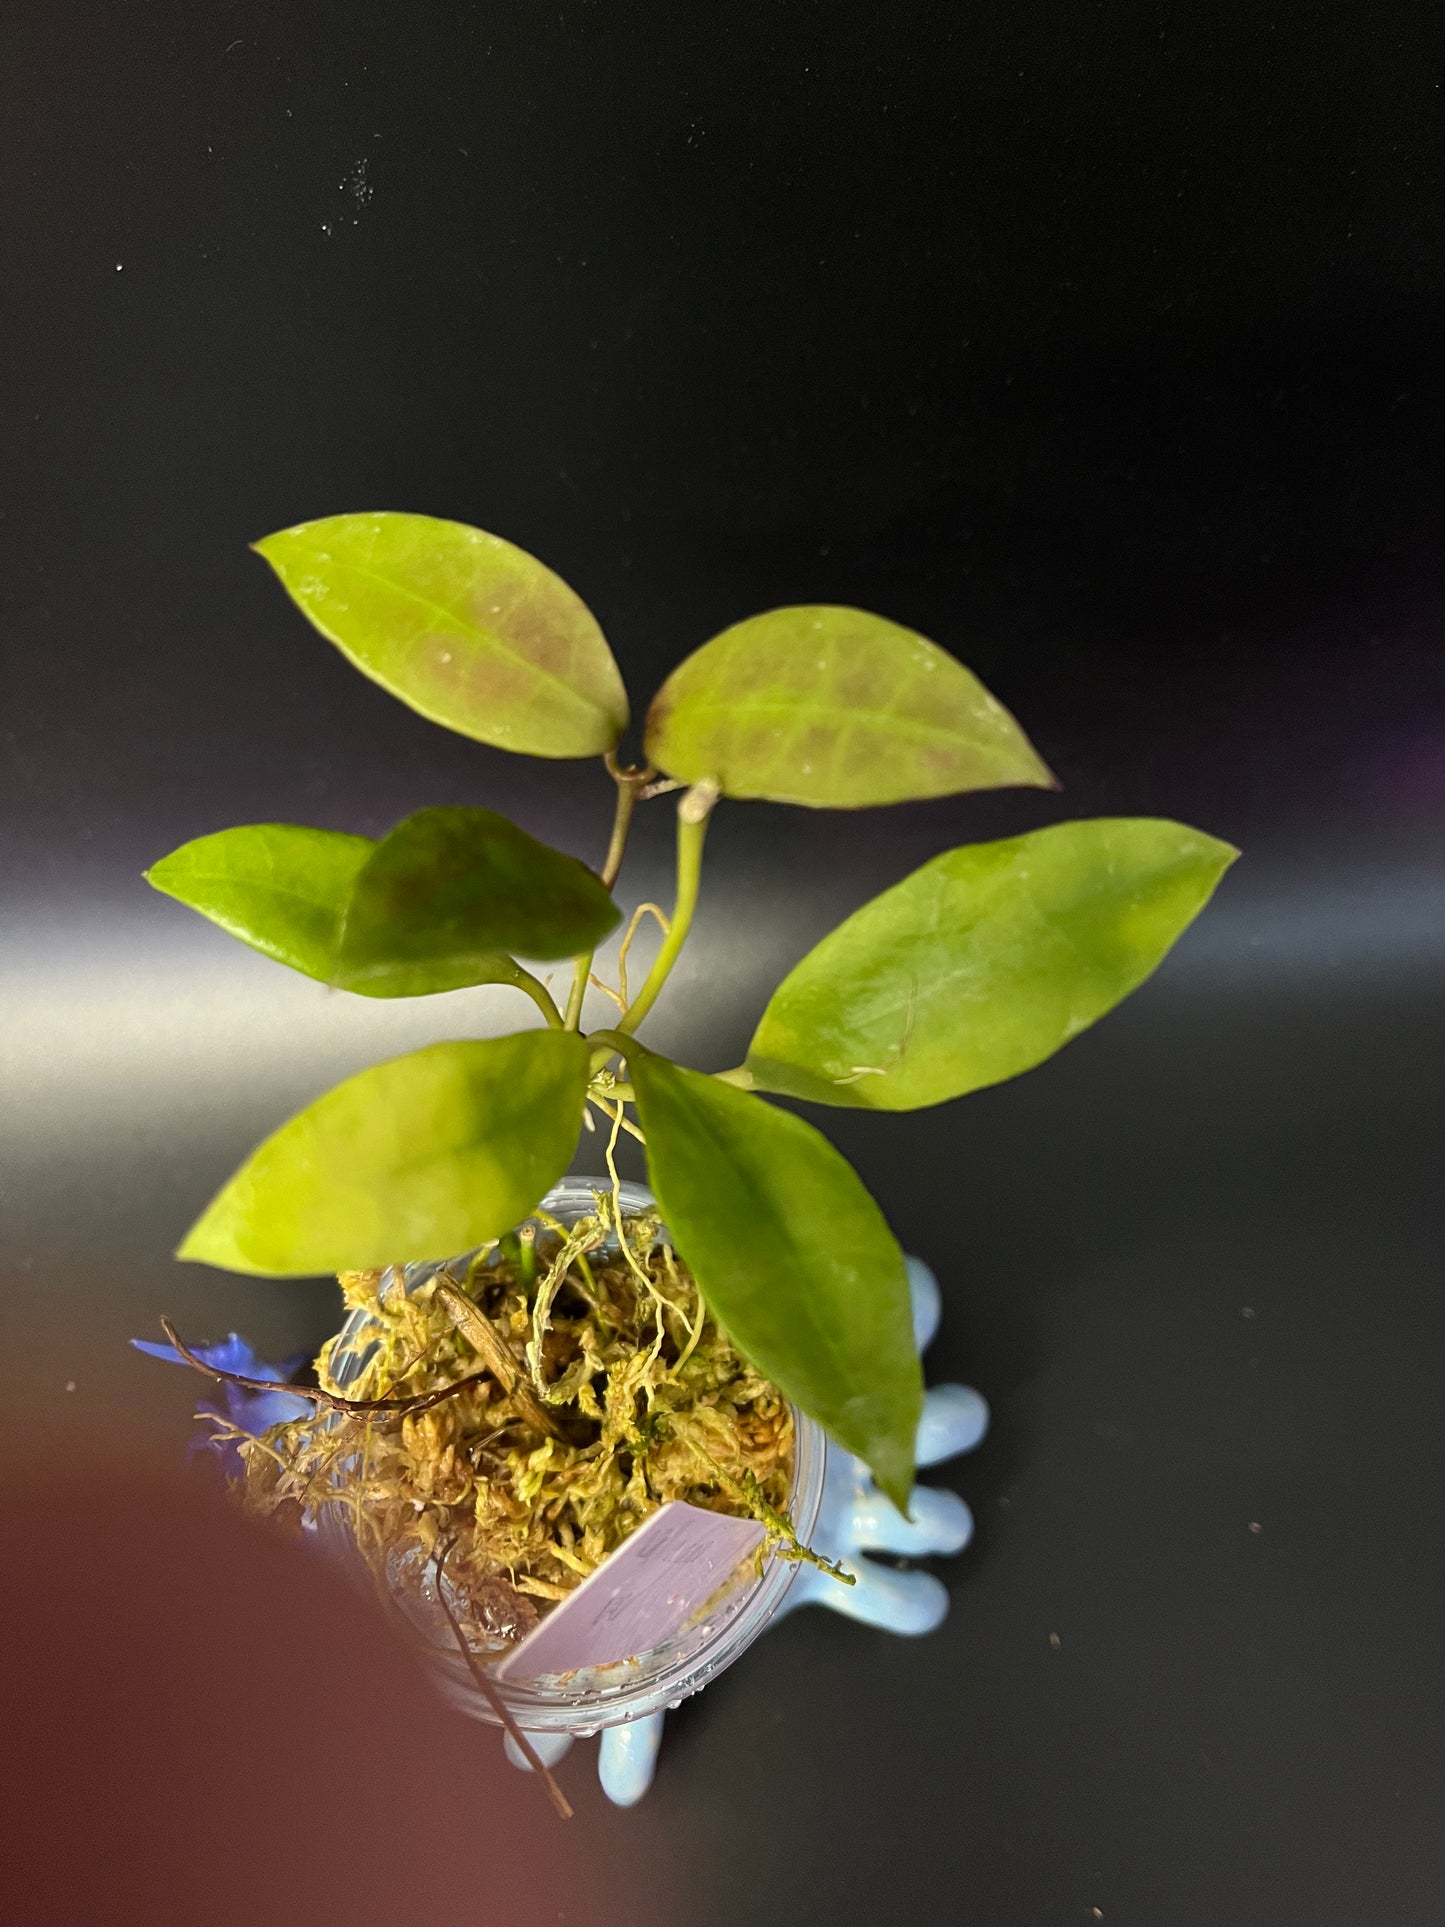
[232,1203,805,1655]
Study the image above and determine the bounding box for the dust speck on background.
[322,160,374,237]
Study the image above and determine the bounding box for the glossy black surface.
[3,5,1443,1921]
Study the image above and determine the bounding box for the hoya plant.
[148,511,1235,1520]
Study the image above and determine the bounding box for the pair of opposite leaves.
[149,505,1066,1000]
[251,510,1056,802]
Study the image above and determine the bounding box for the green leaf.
[625,1045,921,1512]
[333,807,620,993]
[179,1031,590,1275]
[147,810,618,999]
[146,824,375,983]
[255,511,629,758]
[746,818,1238,1110]
[644,604,1054,807]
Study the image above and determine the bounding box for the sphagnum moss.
[230,1200,834,1662]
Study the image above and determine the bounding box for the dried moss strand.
[203,1411,291,1473]
[432,1284,567,1440]
[525,1223,599,1393]
[535,1211,599,1298]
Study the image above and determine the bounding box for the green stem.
[564,755,644,1029]
[614,784,715,1036]
[517,1224,538,1292]
[588,1034,627,1076]
[503,961,565,1029]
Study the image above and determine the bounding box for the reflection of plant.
[147,512,1235,1511]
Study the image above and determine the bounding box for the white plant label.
[494,1500,766,1681]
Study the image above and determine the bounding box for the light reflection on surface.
[5,857,1443,1148]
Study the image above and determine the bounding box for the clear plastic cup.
[318,1177,828,1737]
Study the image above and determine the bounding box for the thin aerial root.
[158,1317,492,1419]
[587,1094,646,1143]
[615,900,671,1007]
[436,1535,573,1821]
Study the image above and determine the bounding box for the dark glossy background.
[3,4,1443,1922]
